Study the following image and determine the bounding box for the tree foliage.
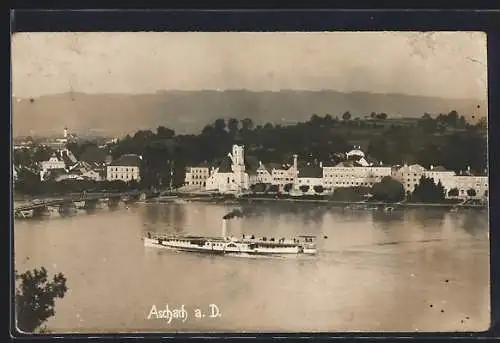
[15,267,68,333]
[370,176,405,203]
[342,111,352,121]
[250,183,266,193]
[467,188,477,197]
[299,185,310,193]
[267,184,279,193]
[410,176,446,203]
[313,185,324,194]
[448,188,459,197]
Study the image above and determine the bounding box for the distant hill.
[12,90,487,138]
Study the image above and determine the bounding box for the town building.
[256,162,274,184]
[323,148,391,192]
[184,164,211,189]
[77,146,114,181]
[106,154,142,182]
[269,155,299,189]
[391,164,426,195]
[204,145,260,193]
[296,164,323,194]
[450,175,489,199]
[423,165,456,188]
[423,165,488,199]
[39,149,78,181]
[392,163,488,199]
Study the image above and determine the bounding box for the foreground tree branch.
[15,267,68,333]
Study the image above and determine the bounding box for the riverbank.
[14,190,487,210]
[150,193,487,210]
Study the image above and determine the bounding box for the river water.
[14,201,490,333]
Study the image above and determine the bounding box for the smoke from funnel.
[222,207,255,220]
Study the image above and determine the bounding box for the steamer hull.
[143,235,317,256]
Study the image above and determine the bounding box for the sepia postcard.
[11,31,489,334]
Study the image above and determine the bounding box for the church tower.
[231,145,246,192]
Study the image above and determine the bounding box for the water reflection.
[411,208,447,229]
[457,211,489,238]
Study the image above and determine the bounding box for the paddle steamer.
[143,219,317,256]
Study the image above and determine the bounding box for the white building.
[392,163,488,199]
[39,153,66,181]
[424,165,488,199]
[106,154,142,182]
[423,165,456,187]
[82,169,105,181]
[321,147,392,192]
[391,164,426,195]
[205,145,260,194]
[296,164,324,194]
[184,164,211,189]
[323,162,391,191]
[256,162,274,184]
[270,155,299,189]
[451,175,489,199]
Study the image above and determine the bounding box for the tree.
[446,110,459,127]
[467,188,477,197]
[448,188,459,197]
[299,185,310,193]
[342,111,352,121]
[250,183,266,193]
[156,126,175,139]
[213,118,226,133]
[376,113,388,120]
[267,184,279,193]
[410,176,446,203]
[370,112,377,119]
[313,185,324,194]
[32,145,54,162]
[370,176,405,203]
[241,118,254,131]
[227,118,239,135]
[283,183,293,193]
[15,267,68,333]
[331,186,371,202]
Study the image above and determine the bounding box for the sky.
[11,31,487,100]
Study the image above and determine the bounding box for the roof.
[217,156,233,173]
[346,149,365,157]
[333,161,356,168]
[431,165,449,172]
[244,156,260,175]
[194,162,211,168]
[79,146,108,164]
[298,165,323,178]
[265,162,284,172]
[321,161,338,167]
[54,150,76,168]
[109,154,142,167]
